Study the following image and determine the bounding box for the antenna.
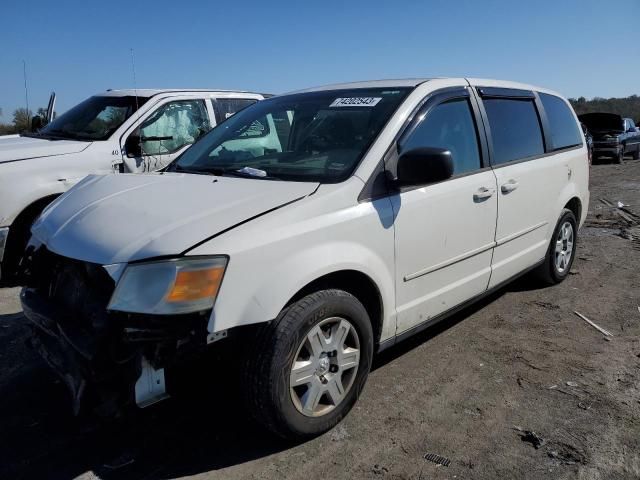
[128,48,145,170]
[23,60,30,128]
[130,48,140,113]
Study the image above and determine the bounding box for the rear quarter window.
[539,93,583,150]
[484,98,545,165]
[212,98,258,124]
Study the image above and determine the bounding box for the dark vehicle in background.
[580,122,593,164]
[578,113,640,164]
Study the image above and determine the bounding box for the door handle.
[473,187,495,202]
[501,180,519,194]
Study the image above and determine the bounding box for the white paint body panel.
[0,136,90,163]
[489,155,562,287]
[30,78,590,348]
[393,170,498,334]
[189,177,398,341]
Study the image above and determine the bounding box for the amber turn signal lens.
[165,267,224,303]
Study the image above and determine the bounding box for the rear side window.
[402,98,481,175]
[212,98,258,124]
[484,98,544,164]
[539,93,582,150]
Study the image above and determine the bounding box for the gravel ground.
[0,161,639,480]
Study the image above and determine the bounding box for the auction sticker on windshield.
[330,97,382,107]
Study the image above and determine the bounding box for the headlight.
[107,256,228,315]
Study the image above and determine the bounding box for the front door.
[121,98,211,173]
[392,89,498,335]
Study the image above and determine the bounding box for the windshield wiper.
[173,164,280,180]
[39,129,91,141]
[21,131,73,141]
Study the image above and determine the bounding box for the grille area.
[21,244,212,416]
[25,246,116,335]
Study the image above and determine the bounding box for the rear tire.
[632,145,640,160]
[534,209,577,285]
[243,289,373,440]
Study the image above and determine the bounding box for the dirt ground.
[1,161,639,480]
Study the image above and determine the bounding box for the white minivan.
[0,89,266,284]
[20,78,589,439]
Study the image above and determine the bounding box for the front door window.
[139,100,210,156]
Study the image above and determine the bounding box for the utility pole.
[23,60,30,116]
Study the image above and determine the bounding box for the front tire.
[243,289,373,440]
[616,148,625,164]
[534,209,577,285]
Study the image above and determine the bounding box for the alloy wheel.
[555,221,574,273]
[289,317,360,417]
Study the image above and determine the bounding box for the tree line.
[569,95,640,122]
[0,107,48,135]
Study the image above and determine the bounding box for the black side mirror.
[125,133,142,158]
[395,147,454,187]
[31,115,44,132]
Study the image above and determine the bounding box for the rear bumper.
[592,146,621,157]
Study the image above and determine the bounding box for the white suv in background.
[0,89,266,284]
[20,78,589,439]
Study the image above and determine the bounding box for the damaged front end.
[20,244,212,416]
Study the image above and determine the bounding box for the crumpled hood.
[0,135,90,163]
[32,173,318,265]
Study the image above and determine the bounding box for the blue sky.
[0,0,638,118]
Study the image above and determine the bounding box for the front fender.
[0,170,66,226]
[209,240,396,342]
[195,188,397,342]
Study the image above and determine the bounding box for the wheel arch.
[284,269,384,346]
[563,196,582,225]
[1,193,61,284]
[11,193,61,229]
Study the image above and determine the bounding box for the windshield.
[578,113,624,132]
[172,88,410,182]
[37,95,149,141]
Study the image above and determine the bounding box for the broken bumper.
[21,287,142,415]
[19,244,214,416]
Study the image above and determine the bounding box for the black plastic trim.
[533,91,552,153]
[477,87,535,99]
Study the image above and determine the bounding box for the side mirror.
[31,115,44,132]
[125,133,142,158]
[395,147,454,187]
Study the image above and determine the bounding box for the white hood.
[32,173,318,265]
[0,135,91,163]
